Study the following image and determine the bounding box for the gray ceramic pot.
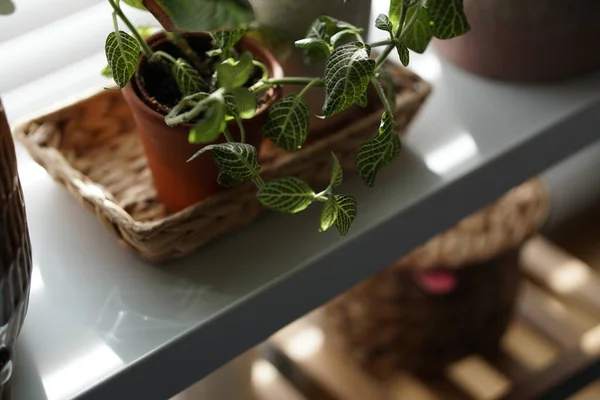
[0,100,32,397]
[251,0,373,133]
[434,0,600,82]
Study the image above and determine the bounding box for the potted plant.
[1,1,34,393]
[434,0,600,81]
[103,0,470,235]
[249,0,373,134]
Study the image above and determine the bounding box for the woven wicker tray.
[14,64,430,262]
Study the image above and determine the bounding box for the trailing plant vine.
[104,0,469,236]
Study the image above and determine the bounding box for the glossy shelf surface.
[6,3,600,400]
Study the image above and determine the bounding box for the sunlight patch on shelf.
[284,325,324,361]
[408,52,443,82]
[43,342,123,400]
[424,131,479,176]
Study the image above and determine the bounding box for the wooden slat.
[547,205,600,269]
[501,350,600,400]
[501,321,559,372]
[420,376,471,400]
[262,343,338,400]
[270,316,390,400]
[262,225,600,400]
[521,236,600,319]
[569,380,600,400]
[517,282,592,348]
[446,356,512,400]
[387,374,441,400]
[485,349,530,384]
[252,359,309,400]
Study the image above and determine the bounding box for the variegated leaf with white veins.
[263,95,310,152]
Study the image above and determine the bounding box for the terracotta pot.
[434,0,600,82]
[250,0,373,134]
[0,99,33,392]
[122,32,283,213]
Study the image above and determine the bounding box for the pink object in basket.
[414,269,457,294]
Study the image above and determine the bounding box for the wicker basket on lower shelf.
[14,64,429,263]
[325,179,550,377]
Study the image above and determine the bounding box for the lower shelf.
[257,212,600,400]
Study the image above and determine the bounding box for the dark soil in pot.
[121,32,283,213]
[136,33,267,115]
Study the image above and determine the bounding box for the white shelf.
[7,4,600,400]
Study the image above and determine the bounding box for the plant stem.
[297,78,322,99]
[165,32,207,73]
[250,77,324,94]
[252,176,264,188]
[267,77,325,86]
[370,39,394,47]
[234,116,246,143]
[223,127,234,142]
[111,12,125,55]
[374,2,409,68]
[253,60,269,81]
[371,77,394,116]
[108,0,153,57]
[153,50,177,64]
[165,89,224,126]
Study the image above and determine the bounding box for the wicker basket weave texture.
[325,178,549,377]
[15,66,430,262]
[0,101,32,389]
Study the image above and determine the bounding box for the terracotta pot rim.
[130,31,284,131]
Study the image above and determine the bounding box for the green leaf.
[403,6,434,53]
[217,172,243,187]
[356,112,401,187]
[396,42,410,67]
[189,142,260,180]
[188,98,226,144]
[428,0,470,39]
[330,153,343,187]
[388,0,402,32]
[206,49,222,57]
[216,51,254,89]
[330,29,361,47]
[0,0,15,15]
[105,31,140,88]
[295,38,332,60]
[257,177,315,214]
[173,58,205,96]
[212,28,247,56]
[123,0,146,9]
[301,15,362,62]
[101,65,113,78]
[375,14,393,33]
[332,194,357,236]
[224,88,257,120]
[319,199,338,232]
[263,95,310,152]
[136,25,155,39]
[323,42,375,117]
[143,0,253,32]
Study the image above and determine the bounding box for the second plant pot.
[434,0,600,82]
[122,32,283,213]
[250,0,373,135]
